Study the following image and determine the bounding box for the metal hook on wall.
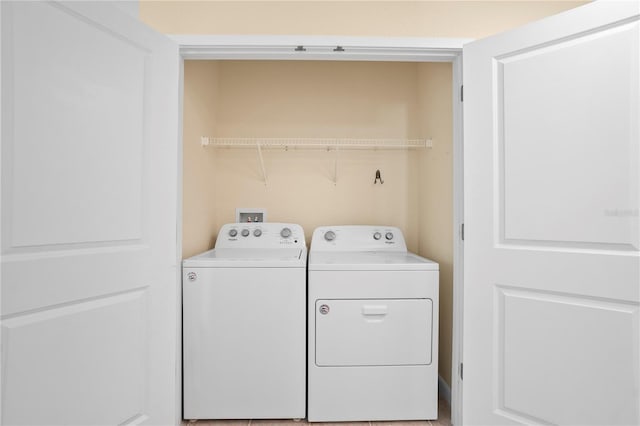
[374,169,384,184]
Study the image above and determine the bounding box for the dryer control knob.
[241,229,250,237]
[228,229,238,237]
[253,229,262,237]
[385,232,394,240]
[373,232,382,240]
[324,231,336,241]
[280,227,292,238]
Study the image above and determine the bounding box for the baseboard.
[438,375,451,406]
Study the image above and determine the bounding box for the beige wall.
[183,61,423,257]
[140,1,585,39]
[417,62,454,385]
[182,61,220,258]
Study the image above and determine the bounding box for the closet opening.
[177,42,464,424]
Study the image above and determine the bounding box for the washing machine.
[183,223,306,420]
[307,225,439,422]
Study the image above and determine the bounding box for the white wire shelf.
[200,136,433,186]
[200,137,433,149]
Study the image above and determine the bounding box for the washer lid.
[183,248,306,268]
[308,251,439,271]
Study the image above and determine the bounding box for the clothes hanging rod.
[200,137,433,149]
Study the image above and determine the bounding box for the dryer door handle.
[362,305,388,316]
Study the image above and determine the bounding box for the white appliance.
[183,223,306,420]
[307,225,439,422]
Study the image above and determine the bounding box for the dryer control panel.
[216,223,306,248]
[310,225,407,252]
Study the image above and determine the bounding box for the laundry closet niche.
[182,59,454,385]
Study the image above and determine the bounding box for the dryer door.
[315,298,433,366]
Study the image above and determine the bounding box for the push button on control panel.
[280,227,292,238]
[324,231,336,241]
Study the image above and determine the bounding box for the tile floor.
[182,396,451,426]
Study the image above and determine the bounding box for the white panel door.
[463,1,639,425]
[1,2,179,425]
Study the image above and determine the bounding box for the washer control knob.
[373,232,382,240]
[228,229,238,237]
[241,229,250,237]
[385,232,394,240]
[280,227,292,238]
[319,304,330,315]
[324,231,336,241]
[253,229,262,237]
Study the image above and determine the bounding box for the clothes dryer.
[183,223,306,420]
[308,225,439,422]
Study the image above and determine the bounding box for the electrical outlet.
[236,208,267,223]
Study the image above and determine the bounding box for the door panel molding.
[493,19,639,251]
[7,1,150,249]
[2,288,148,425]
[494,285,639,425]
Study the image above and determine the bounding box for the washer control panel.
[216,223,305,248]
[311,225,407,252]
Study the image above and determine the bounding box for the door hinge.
[460,85,464,102]
[460,363,464,380]
[461,223,464,241]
